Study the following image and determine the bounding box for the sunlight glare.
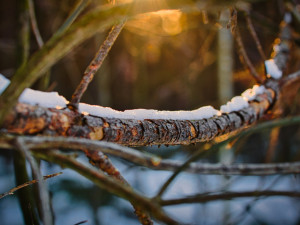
[154,10,183,35]
[127,8,183,36]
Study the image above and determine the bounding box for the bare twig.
[281,70,300,86]
[147,159,300,175]
[27,0,43,48]
[15,138,53,225]
[245,11,266,60]
[160,190,300,206]
[27,0,51,91]
[17,0,30,67]
[0,172,62,200]
[69,20,126,109]
[74,220,88,225]
[234,26,264,83]
[54,0,91,38]
[84,150,153,224]
[24,136,161,167]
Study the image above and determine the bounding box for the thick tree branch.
[1,85,275,146]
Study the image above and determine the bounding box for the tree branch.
[160,190,300,206]
[2,135,300,176]
[0,172,62,200]
[1,84,275,146]
[84,149,153,224]
[69,20,126,109]
[245,11,266,61]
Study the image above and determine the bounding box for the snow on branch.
[1,85,275,146]
[0,73,269,120]
[264,13,292,79]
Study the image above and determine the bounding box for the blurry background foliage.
[0,0,284,110]
[0,0,300,224]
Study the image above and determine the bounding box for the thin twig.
[234,26,264,83]
[148,160,300,175]
[69,20,126,109]
[24,136,161,167]
[281,70,300,86]
[15,138,53,225]
[85,150,153,224]
[28,0,43,48]
[245,11,266,61]
[54,0,91,38]
[27,0,51,91]
[17,0,30,67]
[34,150,180,225]
[160,190,300,206]
[0,172,62,200]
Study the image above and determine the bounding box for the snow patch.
[284,12,292,24]
[241,85,266,101]
[265,59,282,79]
[79,103,219,120]
[0,74,10,95]
[0,74,267,120]
[0,73,68,108]
[0,73,219,120]
[19,89,68,108]
[273,44,281,53]
[220,96,249,113]
[220,84,267,113]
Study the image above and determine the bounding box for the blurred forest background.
[0,0,300,224]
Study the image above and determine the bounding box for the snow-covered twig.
[265,14,292,79]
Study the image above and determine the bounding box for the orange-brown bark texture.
[1,85,276,146]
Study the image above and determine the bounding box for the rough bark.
[2,83,276,146]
